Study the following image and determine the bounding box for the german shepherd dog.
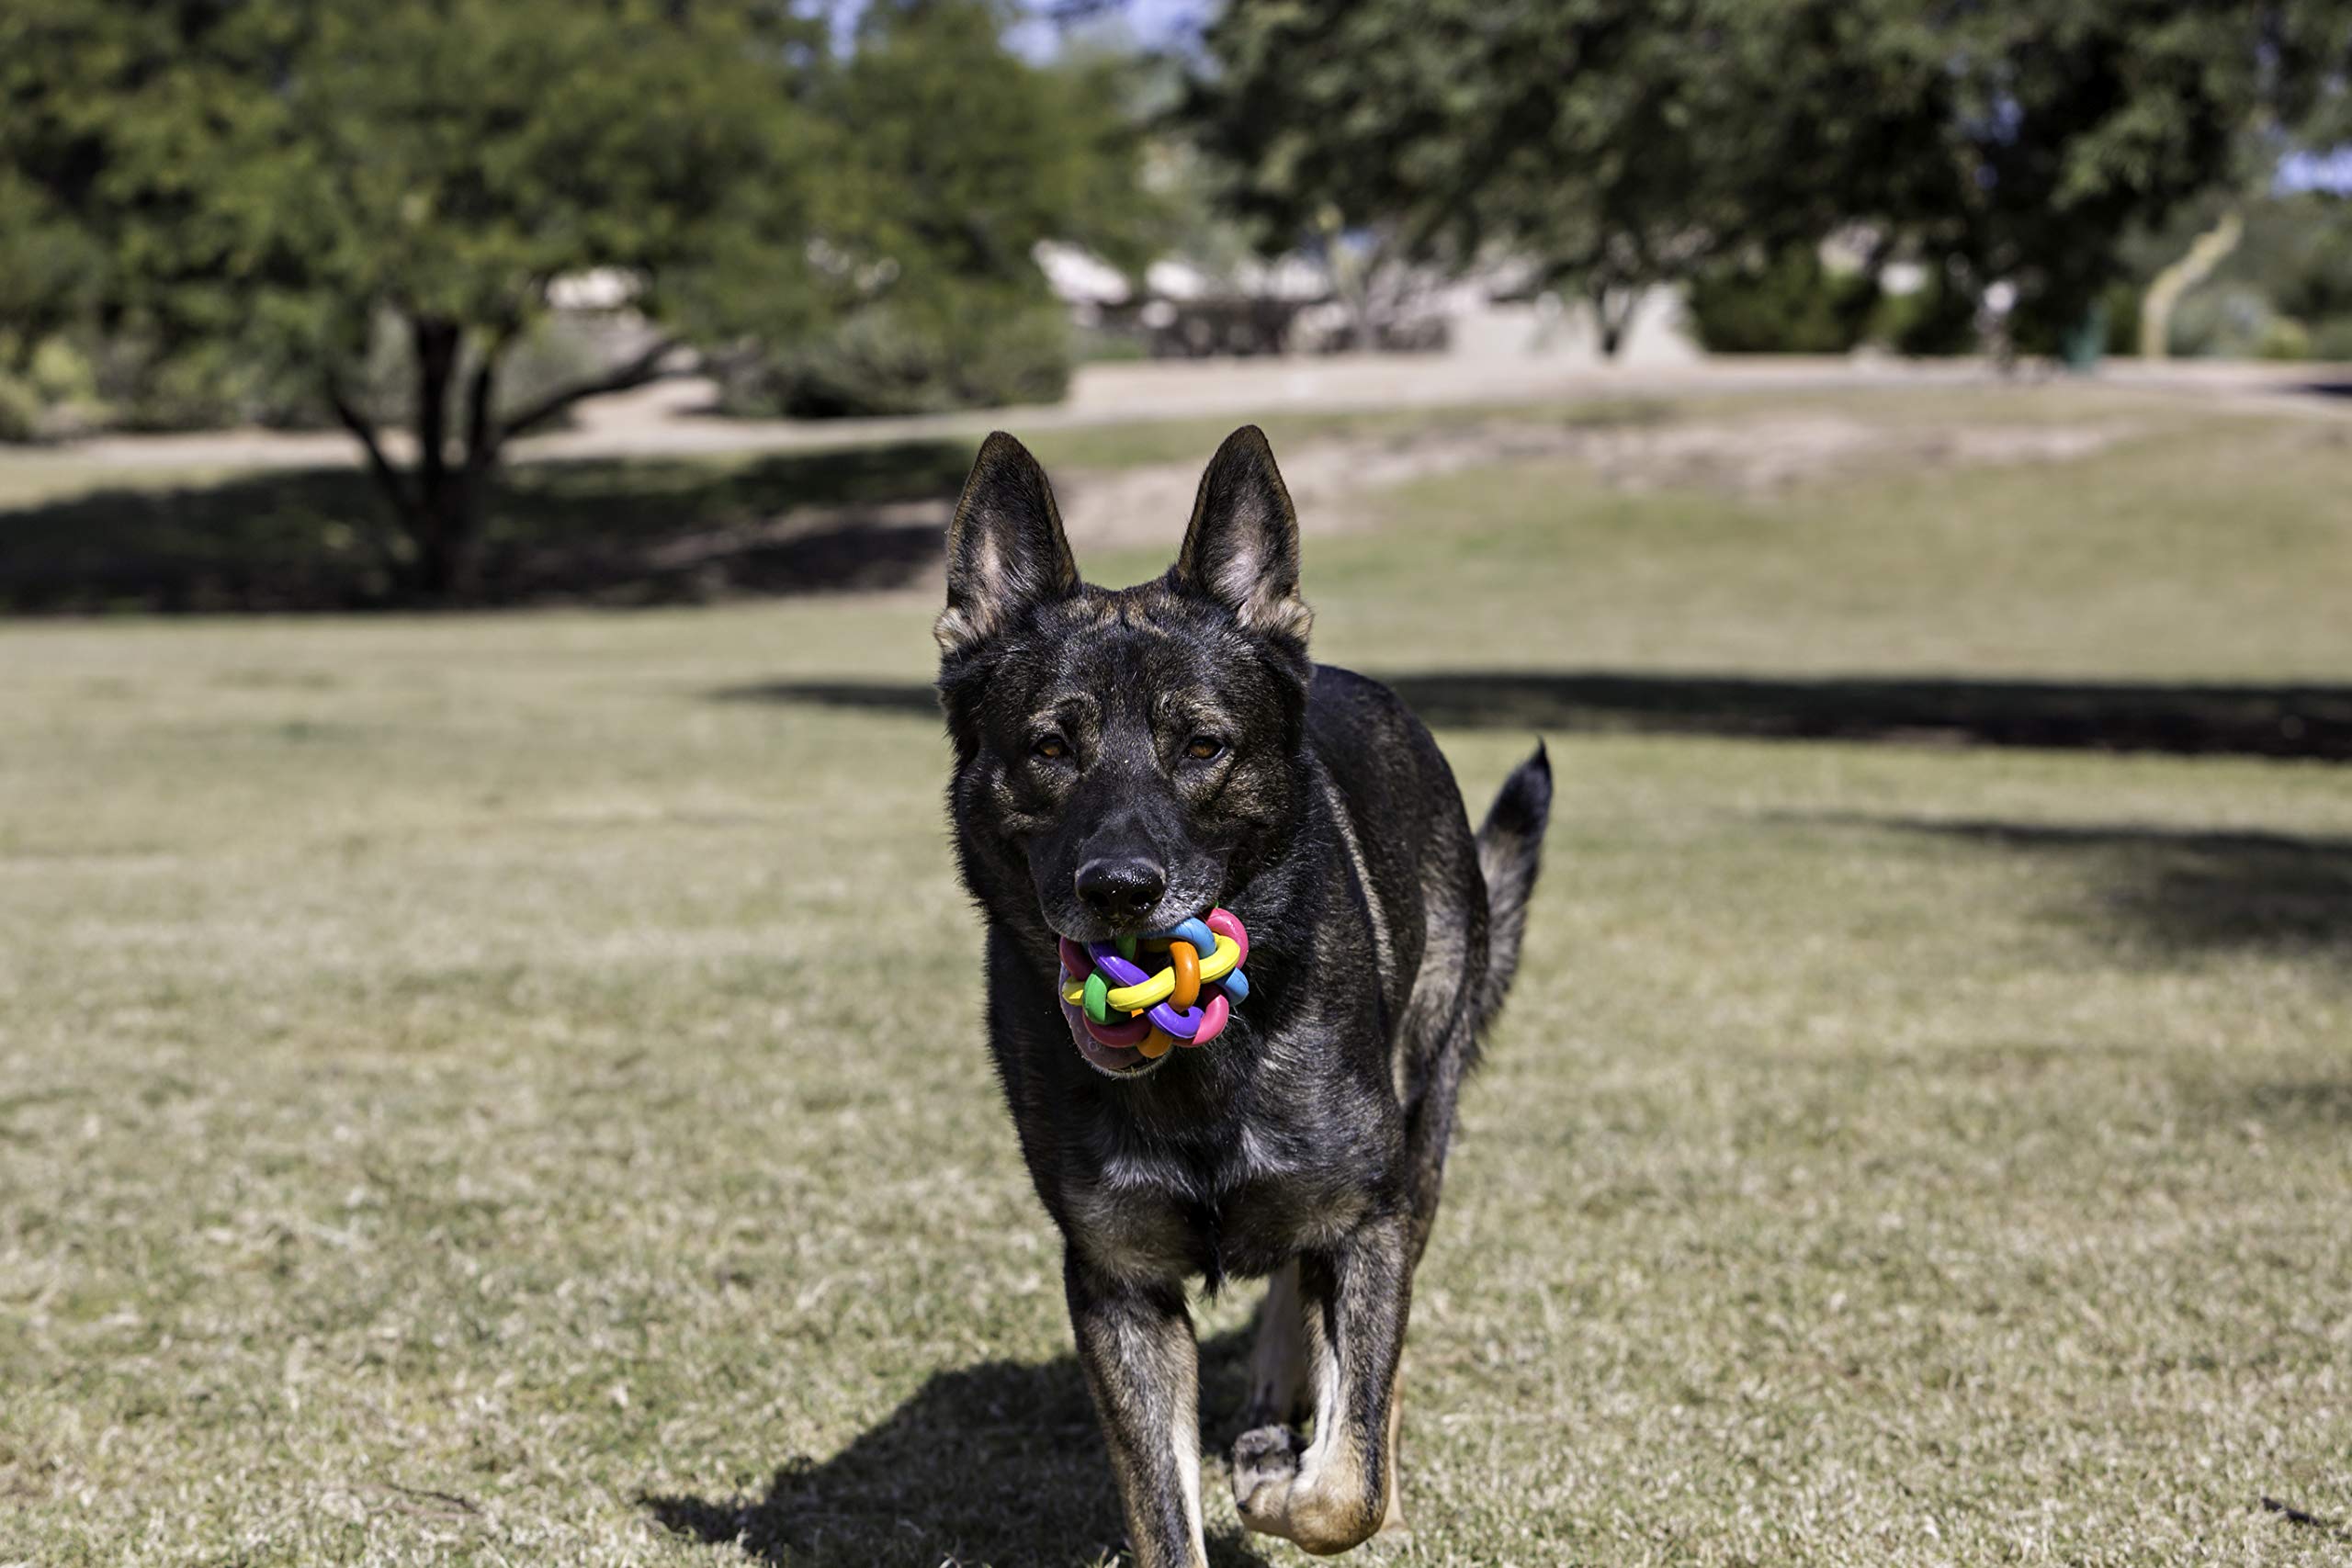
[936,426,1551,1563]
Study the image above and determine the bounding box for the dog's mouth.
[1057,993,1170,1077]
[1056,929,1174,1077]
[1051,913,1249,1080]
[1047,913,1175,1077]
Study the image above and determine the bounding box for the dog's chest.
[1062,1118,1374,1283]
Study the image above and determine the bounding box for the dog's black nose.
[1075,856,1167,927]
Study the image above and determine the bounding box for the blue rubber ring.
[1159,917,1216,953]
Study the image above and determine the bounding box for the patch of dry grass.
[2,385,2348,1565]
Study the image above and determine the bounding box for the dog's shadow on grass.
[642,1327,1273,1567]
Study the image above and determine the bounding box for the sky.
[2278,147,2352,196]
[1002,0,1212,60]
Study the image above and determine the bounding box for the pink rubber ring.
[1180,991,1230,1046]
[1084,1011,1152,1047]
[1206,908,1248,968]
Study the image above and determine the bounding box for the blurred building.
[1035,241,1699,365]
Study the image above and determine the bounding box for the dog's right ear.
[935,432,1079,656]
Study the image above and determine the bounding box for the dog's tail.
[1475,741,1553,1023]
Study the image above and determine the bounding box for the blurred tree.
[1917,1,2291,355]
[1184,0,2351,358]
[0,0,827,597]
[1183,1,1947,355]
[0,0,1156,599]
[726,0,1163,416]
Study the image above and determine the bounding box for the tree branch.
[462,323,518,480]
[492,335,686,450]
[326,378,417,525]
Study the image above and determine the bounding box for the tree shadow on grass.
[0,440,971,612]
[1812,815,2352,955]
[1376,671,2352,762]
[716,670,2352,763]
[642,1328,1270,1568]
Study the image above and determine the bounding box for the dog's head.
[936,427,1312,1076]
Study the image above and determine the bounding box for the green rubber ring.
[1082,971,1110,1024]
[1115,933,1136,961]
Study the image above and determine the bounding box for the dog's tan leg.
[1239,1258,1309,1430]
[1376,1373,1408,1538]
[1230,1214,1411,1554]
[1067,1258,1208,1568]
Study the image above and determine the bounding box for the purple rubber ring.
[1085,941,1151,990]
[1148,998,1205,1037]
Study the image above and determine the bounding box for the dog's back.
[1304,663,1551,1254]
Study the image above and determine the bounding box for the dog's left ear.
[1170,425,1312,646]
[936,431,1079,656]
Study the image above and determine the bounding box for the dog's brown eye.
[1185,736,1223,761]
[1034,735,1069,761]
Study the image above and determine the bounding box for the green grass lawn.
[2,387,2348,1565]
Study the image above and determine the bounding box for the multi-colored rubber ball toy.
[1058,908,1251,1060]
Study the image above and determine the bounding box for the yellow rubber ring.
[1197,931,1238,984]
[1103,932,1238,1012]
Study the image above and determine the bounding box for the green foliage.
[2261,198,2352,325]
[0,0,1153,595]
[1917,4,2267,347]
[727,289,1073,420]
[1,0,824,371]
[2099,281,2146,357]
[1186,0,1832,348]
[2121,192,2352,359]
[2258,313,2316,358]
[1686,248,1881,355]
[1876,268,1983,357]
[831,0,1162,286]
[0,375,40,444]
[2175,192,2352,355]
[0,0,830,592]
[2312,314,2352,358]
[1187,0,2346,357]
[721,0,1158,420]
[2167,282,2288,356]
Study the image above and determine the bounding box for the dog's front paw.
[1230,1424,1302,1531]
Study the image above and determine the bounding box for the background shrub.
[719,288,1073,420]
[1873,269,1983,356]
[1687,247,1881,354]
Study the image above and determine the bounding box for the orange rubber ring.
[1138,1027,1176,1059]
[1168,941,1201,1011]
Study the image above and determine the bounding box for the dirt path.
[621,402,2151,605]
[9,354,2344,481]
[1042,408,2149,549]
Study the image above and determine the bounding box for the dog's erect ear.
[1170,425,1312,645]
[936,432,1079,655]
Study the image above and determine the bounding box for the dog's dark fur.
[936,427,1551,1563]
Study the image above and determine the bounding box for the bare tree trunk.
[407,318,476,601]
[2140,210,2243,360]
[1318,211,1381,352]
[1591,282,1635,359]
[327,323,679,606]
[455,344,501,581]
